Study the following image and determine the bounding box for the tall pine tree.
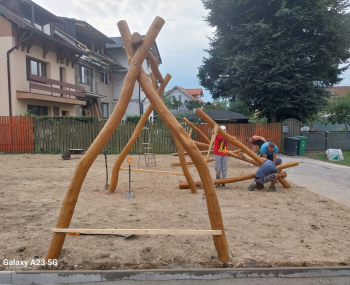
[198,0,350,122]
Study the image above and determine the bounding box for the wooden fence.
[197,123,282,151]
[0,116,34,153]
[33,118,197,153]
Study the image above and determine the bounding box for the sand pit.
[1,153,350,270]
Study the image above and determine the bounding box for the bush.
[126,115,142,123]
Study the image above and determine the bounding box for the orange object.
[127,158,133,165]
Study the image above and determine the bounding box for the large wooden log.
[107,73,171,193]
[179,161,299,189]
[46,17,165,261]
[121,27,231,262]
[183,117,210,144]
[131,32,163,83]
[195,109,291,188]
[207,125,218,162]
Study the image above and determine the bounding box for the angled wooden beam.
[179,161,299,189]
[26,36,36,53]
[59,49,69,64]
[195,109,291,188]
[207,124,219,162]
[42,42,53,59]
[72,54,82,68]
[66,53,74,66]
[46,17,165,261]
[121,22,231,263]
[131,32,163,83]
[108,73,171,193]
[183,117,210,144]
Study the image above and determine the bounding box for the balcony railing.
[76,76,108,97]
[29,74,85,99]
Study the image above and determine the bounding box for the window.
[43,24,51,35]
[53,106,59,116]
[102,102,109,119]
[26,58,46,79]
[172,96,176,102]
[79,65,93,85]
[100,72,109,84]
[178,95,182,103]
[28,105,47,116]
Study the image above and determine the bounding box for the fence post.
[325,132,328,151]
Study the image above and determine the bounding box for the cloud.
[34,0,215,101]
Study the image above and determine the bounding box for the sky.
[34,0,216,102]
[34,0,350,102]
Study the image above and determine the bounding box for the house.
[0,0,162,119]
[54,17,126,119]
[164,86,206,115]
[0,0,87,116]
[105,36,162,121]
[327,86,350,99]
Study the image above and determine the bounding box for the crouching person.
[248,157,287,192]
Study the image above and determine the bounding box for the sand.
[1,153,350,271]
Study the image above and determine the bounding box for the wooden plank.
[52,228,222,236]
[30,74,84,91]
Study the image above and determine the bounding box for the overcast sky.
[34,0,215,101]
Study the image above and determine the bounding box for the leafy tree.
[327,93,350,131]
[172,99,183,110]
[228,99,252,116]
[184,100,202,111]
[204,104,215,110]
[198,0,350,122]
[212,99,229,110]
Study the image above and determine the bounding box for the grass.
[304,151,350,167]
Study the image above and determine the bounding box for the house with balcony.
[0,0,87,116]
[164,86,206,115]
[105,36,162,121]
[54,18,126,119]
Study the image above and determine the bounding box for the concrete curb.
[1,266,350,284]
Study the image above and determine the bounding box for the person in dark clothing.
[248,157,287,192]
[246,135,267,155]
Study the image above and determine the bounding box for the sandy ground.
[1,153,350,271]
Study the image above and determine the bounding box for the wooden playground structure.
[46,17,298,264]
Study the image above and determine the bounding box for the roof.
[327,86,350,98]
[185,110,249,121]
[184,88,204,97]
[60,17,114,44]
[0,4,86,55]
[106,36,162,64]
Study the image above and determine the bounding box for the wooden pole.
[173,137,197,193]
[119,168,184,175]
[121,26,231,262]
[179,161,299,189]
[195,109,291,188]
[46,17,165,261]
[207,124,218,162]
[108,73,171,193]
[183,117,210,144]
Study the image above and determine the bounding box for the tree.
[198,0,350,122]
[327,93,350,131]
[184,100,202,111]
